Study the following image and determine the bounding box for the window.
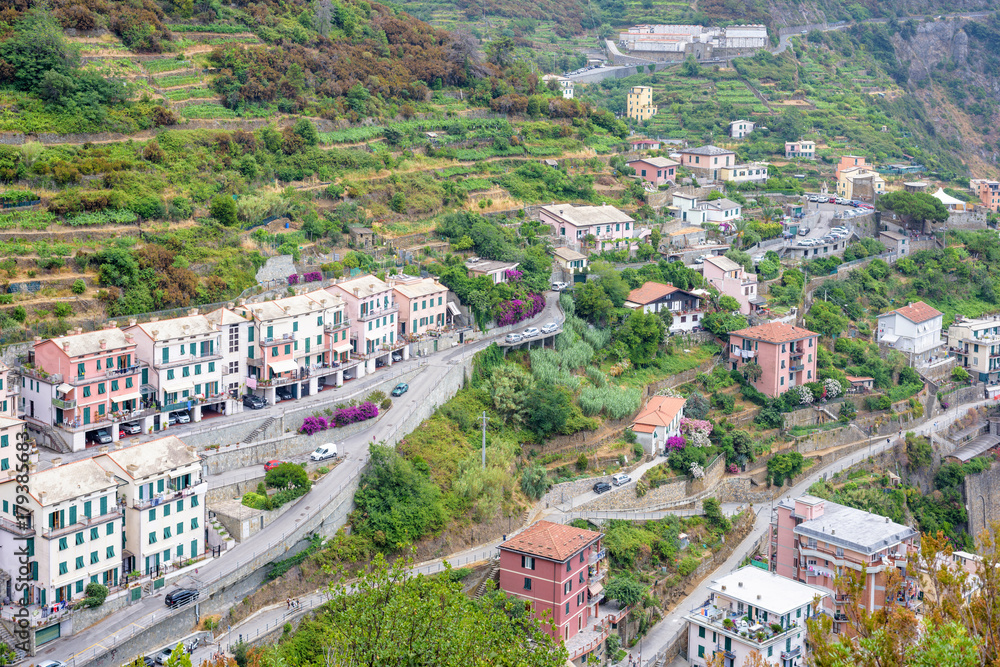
[228,361,239,374]
[579,571,585,584]
[107,546,115,559]
[59,537,67,551]
[564,581,572,594]
[59,562,68,575]
[177,521,184,535]
[149,508,156,521]
[272,347,279,356]
[191,496,199,507]
[107,522,114,536]
[126,377,133,388]
[75,556,84,570]
[523,578,532,591]
[167,369,175,381]
[191,518,199,530]
[229,327,240,353]
[580,552,585,563]
[111,380,119,391]
[699,626,705,639]
[195,365,201,376]
[91,551,99,565]
[83,386,91,398]
[164,504,171,517]
[284,344,291,356]
[164,526,172,539]
[78,362,86,377]
[698,646,704,658]
[90,527,98,540]
[566,602,570,614]
[75,532,84,546]
[566,560,572,572]
[177,499,184,512]
[149,532,157,544]
[521,555,535,570]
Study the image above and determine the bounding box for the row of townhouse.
[19,275,454,451]
[0,434,206,606]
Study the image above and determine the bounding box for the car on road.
[276,388,295,402]
[611,473,631,486]
[522,327,539,338]
[827,196,836,203]
[164,588,198,608]
[310,443,337,461]
[243,394,266,410]
[798,228,809,236]
[264,460,284,472]
[551,281,570,291]
[391,352,403,363]
[593,481,612,494]
[170,411,190,424]
[37,661,66,667]
[541,322,558,334]
[505,333,522,344]
[391,383,408,397]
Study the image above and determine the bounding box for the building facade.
[0,417,23,474]
[837,167,885,202]
[540,203,635,250]
[328,276,408,375]
[630,396,685,455]
[204,307,251,400]
[687,566,828,667]
[769,495,918,632]
[876,301,944,366]
[392,276,450,338]
[972,179,1000,212]
[728,120,755,139]
[720,163,768,185]
[946,314,1000,384]
[728,323,819,398]
[627,157,678,186]
[553,247,588,275]
[624,283,703,332]
[878,231,908,257]
[626,86,657,122]
[703,256,759,315]
[0,363,18,418]
[678,146,736,181]
[785,140,816,159]
[834,155,868,179]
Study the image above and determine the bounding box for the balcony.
[790,348,804,358]
[41,509,122,539]
[262,332,296,345]
[790,364,804,372]
[834,594,850,603]
[0,515,35,537]
[324,319,351,333]
[156,353,222,370]
[688,603,810,648]
[358,303,399,322]
[52,397,76,410]
[132,482,205,510]
[565,602,629,661]
[247,357,264,368]
[833,613,848,622]
[162,400,194,412]
[589,549,607,564]
[782,646,802,660]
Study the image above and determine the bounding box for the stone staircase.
[473,559,500,599]
[0,616,27,663]
[34,422,72,453]
[241,416,275,444]
[208,513,237,549]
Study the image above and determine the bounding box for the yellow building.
[626,86,657,122]
[837,167,885,202]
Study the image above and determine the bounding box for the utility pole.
[482,410,487,469]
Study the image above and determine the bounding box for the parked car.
[541,322,558,334]
[276,388,294,402]
[375,359,386,368]
[391,383,408,397]
[522,327,539,338]
[611,473,632,486]
[310,443,337,461]
[391,352,403,363]
[592,482,612,494]
[37,661,66,667]
[505,333,522,344]
[170,411,190,424]
[264,460,284,472]
[694,255,706,264]
[243,395,266,409]
[155,649,176,666]
[827,196,836,203]
[140,657,156,667]
[122,422,141,435]
[91,429,112,445]
[164,589,199,608]
[797,228,809,236]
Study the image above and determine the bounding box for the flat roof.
[553,247,588,261]
[465,259,519,273]
[540,203,634,226]
[98,435,201,480]
[240,289,343,320]
[392,277,448,299]
[949,434,1000,463]
[628,157,679,168]
[708,566,828,614]
[7,458,119,507]
[41,328,133,358]
[133,314,216,342]
[791,499,918,555]
[680,145,735,156]
[331,275,391,299]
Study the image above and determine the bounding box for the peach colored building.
[630,395,685,455]
[392,276,451,338]
[627,157,678,186]
[20,326,143,452]
[702,255,760,315]
[498,521,621,664]
[328,275,409,376]
[769,495,919,633]
[834,155,868,179]
[728,322,819,398]
[677,145,736,182]
[972,179,1000,212]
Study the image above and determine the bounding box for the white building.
[126,312,234,427]
[630,396,685,455]
[204,307,251,401]
[877,301,945,366]
[785,140,815,159]
[0,417,24,475]
[542,74,574,99]
[699,198,743,225]
[0,362,18,418]
[95,435,206,577]
[729,120,755,139]
[721,163,768,185]
[686,566,828,667]
[0,458,123,604]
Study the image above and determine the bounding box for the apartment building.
[541,74,574,99]
[552,247,588,275]
[878,231,908,258]
[234,289,355,403]
[0,417,24,474]
[837,167,885,202]
[720,163,768,185]
[626,86,657,122]
[703,256,760,315]
[728,322,819,398]
[785,140,816,159]
[0,458,123,605]
[972,179,1000,212]
[728,120,755,139]
[126,312,233,428]
[834,155,868,179]
[630,396,685,455]
[20,326,144,452]
[947,314,1000,384]
[687,566,828,667]
[96,435,206,576]
[876,301,944,366]
[328,276,407,375]
[540,203,635,251]
[623,282,703,333]
[0,362,18,418]
[499,521,619,663]
[769,495,919,632]
[392,276,451,338]
[677,146,736,182]
[204,307,250,400]
[627,157,678,187]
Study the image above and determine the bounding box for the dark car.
[375,359,386,368]
[264,460,284,472]
[164,588,199,608]
[391,383,408,397]
[275,388,294,402]
[593,482,612,494]
[243,395,265,410]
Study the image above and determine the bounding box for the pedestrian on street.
[286,598,291,609]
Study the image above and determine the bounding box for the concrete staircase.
[241,416,275,444]
[34,422,72,453]
[473,559,500,599]
[207,513,236,549]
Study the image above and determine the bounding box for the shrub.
[287,273,300,286]
[317,466,330,475]
[303,271,322,282]
[677,556,699,576]
[952,367,970,382]
[623,427,636,443]
[71,279,86,294]
[380,397,392,411]
[520,463,551,500]
[666,436,686,451]
[576,453,588,471]
[242,492,268,509]
[632,442,643,459]
[333,401,378,426]
[299,416,328,435]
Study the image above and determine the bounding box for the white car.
[310,443,337,461]
[522,327,539,338]
[541,322,558,334]
[505,333,522,343]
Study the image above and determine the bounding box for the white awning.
[333,342,352,354]
[160,380,194,396]
[268,359,298,375]
[114,392,142,404]
[56,383,73,394]
[880,334,899,345]
[447,302,461,316]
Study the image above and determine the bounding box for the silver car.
[541,322,558,334]
[522,327,539,338]
[505,333,522,343]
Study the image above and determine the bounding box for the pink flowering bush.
[299,416,328,435]
[727,463,739,474]
[287,273,300,285]
[333,401,379,427]
[680,418,713,447]
[666,435,686,451]
[303,271,322,283]
[505,269,524,281]
[494,293,545,327]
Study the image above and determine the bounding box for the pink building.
[20,326,143,452]
[328,274,409,375]
[769,495,918,630]
[834,155,868,179]
[677,145,736,181]
[728,322,819,398]
[630,138,661,150]
[627,157,678,186]
[702,255,760,315]
[539,203,635,251]
[392,275,451,338]
[499,521,622,663]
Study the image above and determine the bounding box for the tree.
[525,384,573,439]
[703,497,731,532]
[520,464,550,500]
[805,300,850,337]
[574,281,614,324]
[741,362,763,384]
[877,191,949,225]
[604,574,645,607]
[718,295,741,313]
[292,118,319,146]
[485,36,516,68]
[702,312,748,340]
[616,311,665,367]
[0,9,80,93]
[165,643,192,667]
[685,392,710,420]
[209,195,238,226]
[265,462,310,490]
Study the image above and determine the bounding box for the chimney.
[66,330,74,336]
[150,317,159,323]
[128,318,137,326]
[182,324,190,334]
[885,517,890,523]
[188,308,198,317]
[283,306,290,314]
[38,490,45,502]
[151,331,159,339]
[211,322,218,331]
[33,336,41,343]
[98,446,109,454]
[105,470,114,482]
[76,327,83,335]
[62,341,70,352]
[127,464,139,475]
[757,594,762,600]
[238,298,246,306]
[124,333,134,344]
[108,321,117,329]
[353,288,360,297]
[738,581,743,587]
[52,457,62,466]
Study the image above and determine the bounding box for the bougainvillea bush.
[299,416,328,435]
[680,418,713,447]
[494,293,545,327]
[333,401,378,426]
[666,436,686,451]
[303,271,323,283]
[287,273,300,285]
[504,269,524,281]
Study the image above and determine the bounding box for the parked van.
[310,443,337,461]
[611,473,632,486]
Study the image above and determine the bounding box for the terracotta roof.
[730,321,818,344]
[633,396,686,428]
[500,520,601,561]
[846,375,874,383]
[632,423,657,433]
[881,301,942,324]
[627,282,679,304]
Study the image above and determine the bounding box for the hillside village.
[1,3,1000,667]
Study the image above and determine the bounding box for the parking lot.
[795,196,874,244]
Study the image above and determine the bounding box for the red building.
[499,521,622,662]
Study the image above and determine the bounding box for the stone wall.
[574,456,724,511]
[946,209,988,230]
[964,461,1000,550]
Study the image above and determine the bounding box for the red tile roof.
[730,322,818,344]
[627,282,680,304]
[845,375,874,382]
[500,520,602,561]
[883,301,942,324]
[632,396,686,428]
